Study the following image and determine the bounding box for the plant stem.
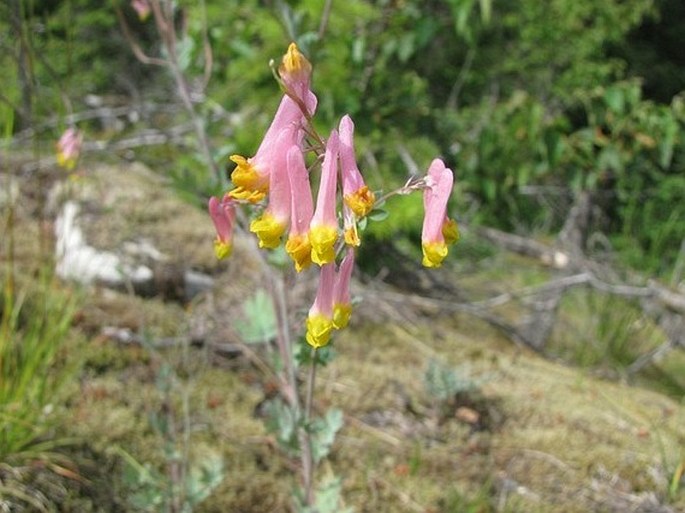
[270,272,299,408]
[302,347,318,506]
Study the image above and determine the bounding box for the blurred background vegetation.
[1,1,685,510]
[2,0,683,277]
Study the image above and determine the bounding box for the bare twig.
[317,0,334,41]
[114,6,167,67]
[446,47,475,110]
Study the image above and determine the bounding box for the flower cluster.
[56,127,83,170]
[209,43,458,348]
[131,0,151,21]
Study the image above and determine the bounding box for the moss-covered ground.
[2,160,684,512]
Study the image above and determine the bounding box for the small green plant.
[118,445,224,513]
[118,360,224,513]
[0,270,82,509]
[424,359,481,403]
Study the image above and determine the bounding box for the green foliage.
[297,476,353,513]
[116,355,225,513]
[263,397,300,457]
[263,399,343,464]
[308,408,343,464]
[119,446,225,513]
[4,0,681,276]
[295,339,337,367]
[237,288,278,344]
[424,359,481,402]
[0,271,82,511]
[0,272,80,462]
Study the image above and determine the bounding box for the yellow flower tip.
[333,303,352,330]
[56,152,75,170]
[306,313,334,348]
[281,42,312,77]
[422,241,448,268]
[309,225,338,266]
[286,234,312,272]
[344,226,361,247]
[250,213,287,249]
[229,154,269,202]
[344,186,376,218]
[213,239,232,260]
[442,218,460,245]
[228,187,266,204]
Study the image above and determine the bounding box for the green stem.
[302,347,318,506]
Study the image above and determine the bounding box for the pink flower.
[208,194,236,260]
[131,0,151,21]
[56,128,83,170]
[229,96,305,203]
[306,263,336,348]
[285,146,314,271]
[339,115,375,246]
[339,115,375,217]
[421,159,459,268]
[332,249,355,329]
[279,43,317,117]
[309,130,340,265]
[249,129,298,249]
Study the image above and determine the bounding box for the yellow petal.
[422,241,448,268]
[213,239,232,260]
[280,42,312,78]
[250,213,287,249]
[309,224,338,265]
[344,186,376,218]
[333,303,352,330]
[306,313,333,348]
[229,155,268,204]
[286,233,312,272]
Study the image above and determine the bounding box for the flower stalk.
[207,42,459,508]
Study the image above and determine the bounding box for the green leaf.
[483,180,496,201]
[237,289,277,344]
[597,146,623,173]
[367,209,389,222]
[309,408,344,463]
[185,451,225,506]
[313,477,354,513]
[424,360,480,401]
[604,86,625,114]
[478,0,492,24]
[659,116,678,169]
[175,35,196,72]
[295,338,337,367]
[264,398,300,455]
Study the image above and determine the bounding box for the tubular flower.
[250,130,296,248]
[421,158,456,268]
[339,115,375,219]
[306,263,336,348]
[229,95,305,203]
[285,146,313,271]
[56,128,83,170]
[332,249,355,330]
[279,42,317,117]
[208,194,236,260]
[309,130,340,266]
[131,0,151,20]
